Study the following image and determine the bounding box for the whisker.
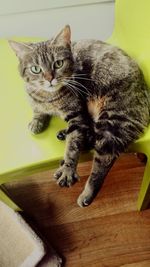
[74,76,94,82]
[69,79,90,90]
[67,83,83,97]
[69,81,90,95]
[30,88,40,95]
[66,79,92,97]
[65,81,85,97]
[73,73,87,76]
[67,83,89,97]
[63,82,78,97]
[64,75,94,82]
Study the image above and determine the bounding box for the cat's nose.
[44,72,53,82]
[51,79,58,86]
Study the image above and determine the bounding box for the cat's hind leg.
[77,105,143,207]
[77,152,116,207]
[77,123,127,207]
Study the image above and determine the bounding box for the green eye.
[54,60,63,69]
[30,66,42,74]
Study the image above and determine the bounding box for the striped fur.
[9,25,150,207]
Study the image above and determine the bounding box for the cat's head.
[9,25,74,93]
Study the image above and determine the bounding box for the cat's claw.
[54,164,79,187]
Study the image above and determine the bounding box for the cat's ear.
[8,40,33,59]
[51,25,71,46]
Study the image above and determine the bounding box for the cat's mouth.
[43,82,63,93]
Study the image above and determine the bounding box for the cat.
[9,25,150,207]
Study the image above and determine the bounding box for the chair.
[0,0,150,210]
[108,0,150,210]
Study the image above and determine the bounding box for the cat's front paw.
[28,119,46,134]
[54,163,79,187]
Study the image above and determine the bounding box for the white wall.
[0,0,115,41]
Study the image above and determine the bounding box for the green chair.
[108,0,150,210]
[1,0,150,210]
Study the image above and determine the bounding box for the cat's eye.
[30,66,42,74]
[54,60,64,69]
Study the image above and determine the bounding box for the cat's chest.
[29,97,65,118]
[40,102,61,116]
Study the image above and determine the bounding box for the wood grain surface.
[3,153,150,267]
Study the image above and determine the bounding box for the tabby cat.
[9,25,150,207]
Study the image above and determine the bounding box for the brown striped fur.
[9,25,150,207]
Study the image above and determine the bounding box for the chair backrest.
[108,0,150,86]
